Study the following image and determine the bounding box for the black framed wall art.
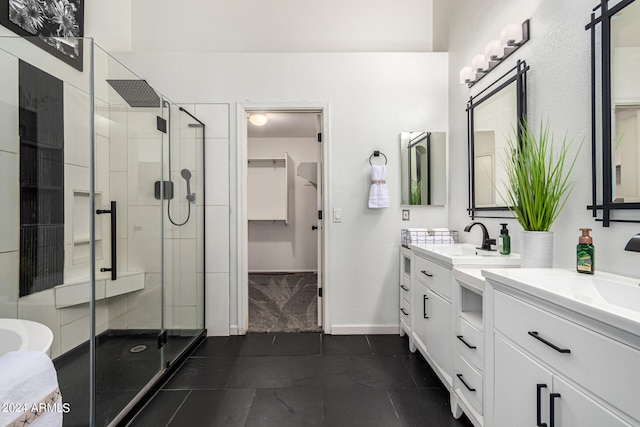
[0,0,84,70]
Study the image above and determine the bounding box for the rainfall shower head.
[106,79,161,108]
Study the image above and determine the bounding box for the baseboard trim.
[248,270,318,274]
[229,325,241,336]
[330,324,400,335]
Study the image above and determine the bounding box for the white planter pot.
[520,231,553,268]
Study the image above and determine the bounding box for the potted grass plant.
[499,119,580,267]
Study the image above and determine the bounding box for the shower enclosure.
[0,37,205,426]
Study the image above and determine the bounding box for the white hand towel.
[0,351,63,427]
[368,164,389,209]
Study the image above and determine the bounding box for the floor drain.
[129,345,147,353]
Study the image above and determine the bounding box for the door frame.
[235,102,331,334]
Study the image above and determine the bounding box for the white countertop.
[408,243,521,267]
[482,268,640,337]
[453,268,485,293]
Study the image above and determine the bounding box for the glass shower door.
[92,43,165,426]
[161,103,206,366]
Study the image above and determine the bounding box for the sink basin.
[593,278,640,312]
[409,243,520,266]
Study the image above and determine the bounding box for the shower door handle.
[96,201,117,281]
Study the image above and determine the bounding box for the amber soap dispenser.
[577,228,594,274]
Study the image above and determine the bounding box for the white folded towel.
[368,164,389,209]
[0,351,63,427]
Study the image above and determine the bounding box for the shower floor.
[54,330,198,427]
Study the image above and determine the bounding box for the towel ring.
[369,151,388,165]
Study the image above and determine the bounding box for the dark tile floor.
[127,334,474,427]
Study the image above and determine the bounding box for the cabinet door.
[552,376,633,427]
[411,280,429,350]
[424,288,452,376]
[494,335,553,427]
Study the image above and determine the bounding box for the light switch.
[402,209,410,221]
[333,209,342,222]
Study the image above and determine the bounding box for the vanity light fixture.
[248,113,268,126]
[459,19,530,88]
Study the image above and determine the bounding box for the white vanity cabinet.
[485,269,640,427]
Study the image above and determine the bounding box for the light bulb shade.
[459,66,474,84]
[249,114,268,126]
[471,54,489,72]
[485,39,503,60]
[501,23,523,47]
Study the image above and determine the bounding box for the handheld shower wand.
[181,169,195,202]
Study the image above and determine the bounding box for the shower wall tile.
[205,206,230,273]
[166,306,197,330]
[60,314,90,354]
[127,138,162,206]
[17,289,61,358]
[63,84,91,168]
[117,237,129,273]
[194,104,229,139]
[96,134,110,199]
[127,110,161,139]
[205,138,230,206]
[0,50,18,155]
[60,302,89,326]
[0,152,19,252]
[108,294,129,329]
[128,206,162,273]
[197,272,205,329]
[109,110,128,172]
[0,251,18,318]
[127,285,161,330]
[96,300,109,334]
[95,99,110,139]
[109,171,129,239]
[205,272,230,336]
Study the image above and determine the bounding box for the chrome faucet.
[464,222,496,251]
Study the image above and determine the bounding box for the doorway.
[240,107,326,333]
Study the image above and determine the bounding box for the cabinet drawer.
[494,290,640,421]
[400,275,411,301]
[456,355,483,415]
[458,317,483,370]
[400,297,410,320]
[413,255,452,299]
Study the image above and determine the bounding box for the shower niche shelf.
[54,271,145,309]
[247,154,293,223]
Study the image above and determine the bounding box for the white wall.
[248,137,319,272]
[448,0,640,277]
[131,0,434,53]
[114,51,449,333]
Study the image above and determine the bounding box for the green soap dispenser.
[498,223,511,255]
[577,228,594,274]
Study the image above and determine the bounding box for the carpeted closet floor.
[249,273,321,333]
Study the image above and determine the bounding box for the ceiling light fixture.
[249,114,268,126]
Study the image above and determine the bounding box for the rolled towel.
[368,165,389,209]
[0,351,63,427]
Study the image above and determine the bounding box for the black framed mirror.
[587,0,640,226]
[400,131,447,206]
[467,60,529,218]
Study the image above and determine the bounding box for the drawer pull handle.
[549,393,561,427]
[456,335,477,350]
[423,295,429,319]
[536,384,548,427]
[421,270,434,277]
[456,374,476,392]
[400,285,409,291]
[528,331,571,354]
[400,308,409,316]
